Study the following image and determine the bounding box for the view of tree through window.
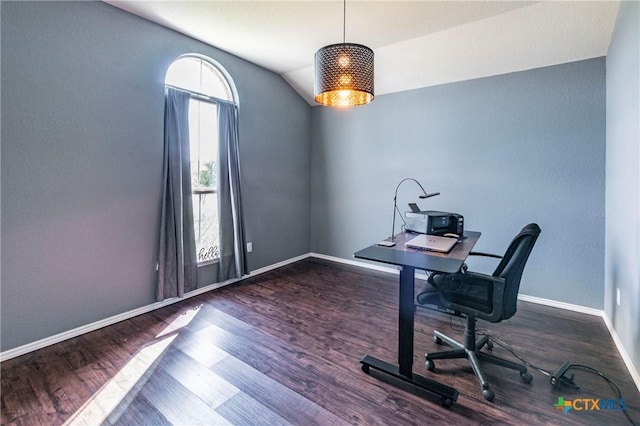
[189,99,219,263]
[165,56,235,264]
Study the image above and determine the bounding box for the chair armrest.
[460,252,502,273]
[468,251,502,259]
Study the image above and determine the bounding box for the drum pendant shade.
[314,44,374,107]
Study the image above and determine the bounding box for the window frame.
[165,54,238,105]
[164,54,238,267]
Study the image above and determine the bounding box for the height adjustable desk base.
[360,355,458,407]
[354,232,479,409]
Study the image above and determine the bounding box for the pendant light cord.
[343,0,346,43]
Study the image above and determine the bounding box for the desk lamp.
[380,178,439,247]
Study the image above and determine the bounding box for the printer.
[404,209,464,236]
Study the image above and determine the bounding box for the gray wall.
[2,1,632,367]
[311,58,606,310]
[605,1,640,377]
[0,1,310,352]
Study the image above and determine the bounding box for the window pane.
[198,101,218,190]
[188,100,200,188]
[193,193,219,263]
[189,99,219,262]
[166,57,233,101]
[200,60,233,101]
[189,100,218,191]
[166,57,202,94]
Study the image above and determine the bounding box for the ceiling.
[105,1,620,106]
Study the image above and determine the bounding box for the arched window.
[166,56,234,101]
[165,55,237,265]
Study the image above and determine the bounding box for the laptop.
[405,234,458,253]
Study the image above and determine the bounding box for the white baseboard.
[310,252,400,274]
[249,253,311,276]
[309,252,431,281]
[602,313,640,394]
[516,294,603,316]
[0,253,311,362]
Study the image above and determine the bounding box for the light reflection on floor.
[62,305,240,425]
[64,334,177,425]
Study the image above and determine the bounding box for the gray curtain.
[217,101,249,281]
[157,87,198,301]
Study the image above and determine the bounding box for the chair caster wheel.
[441,397,454,408]
[486,340,494,350]
[425,359,435,372]
[434,335,443,345]
[520,371,533,383]
[361,364,369,374]
[482,389,495,402]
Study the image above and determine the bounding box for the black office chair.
[416,223,541,402]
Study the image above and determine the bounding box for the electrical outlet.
[247,242,253,253]
[616,288,621,306]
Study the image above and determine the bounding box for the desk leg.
[360,265,459,407]
[398,265,415,378]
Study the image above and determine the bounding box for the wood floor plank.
[138,368,231,425]
[209,355,348,426]
[107,395,171,426]
[158,346,240,409]
[215,392,292,426]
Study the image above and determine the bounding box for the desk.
[354,230,481,406]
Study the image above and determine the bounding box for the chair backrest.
[492,223,541,319]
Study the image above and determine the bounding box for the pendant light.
[314,0,374,107]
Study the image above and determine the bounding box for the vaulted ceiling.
[105,1,620,106]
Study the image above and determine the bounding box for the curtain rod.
[165,84,234,106]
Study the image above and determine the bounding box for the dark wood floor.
[2,258,639,425]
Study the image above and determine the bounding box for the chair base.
[424,318,532,402]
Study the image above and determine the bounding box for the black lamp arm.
[390,178,439,241]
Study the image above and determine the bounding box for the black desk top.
[354,231,481,274]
